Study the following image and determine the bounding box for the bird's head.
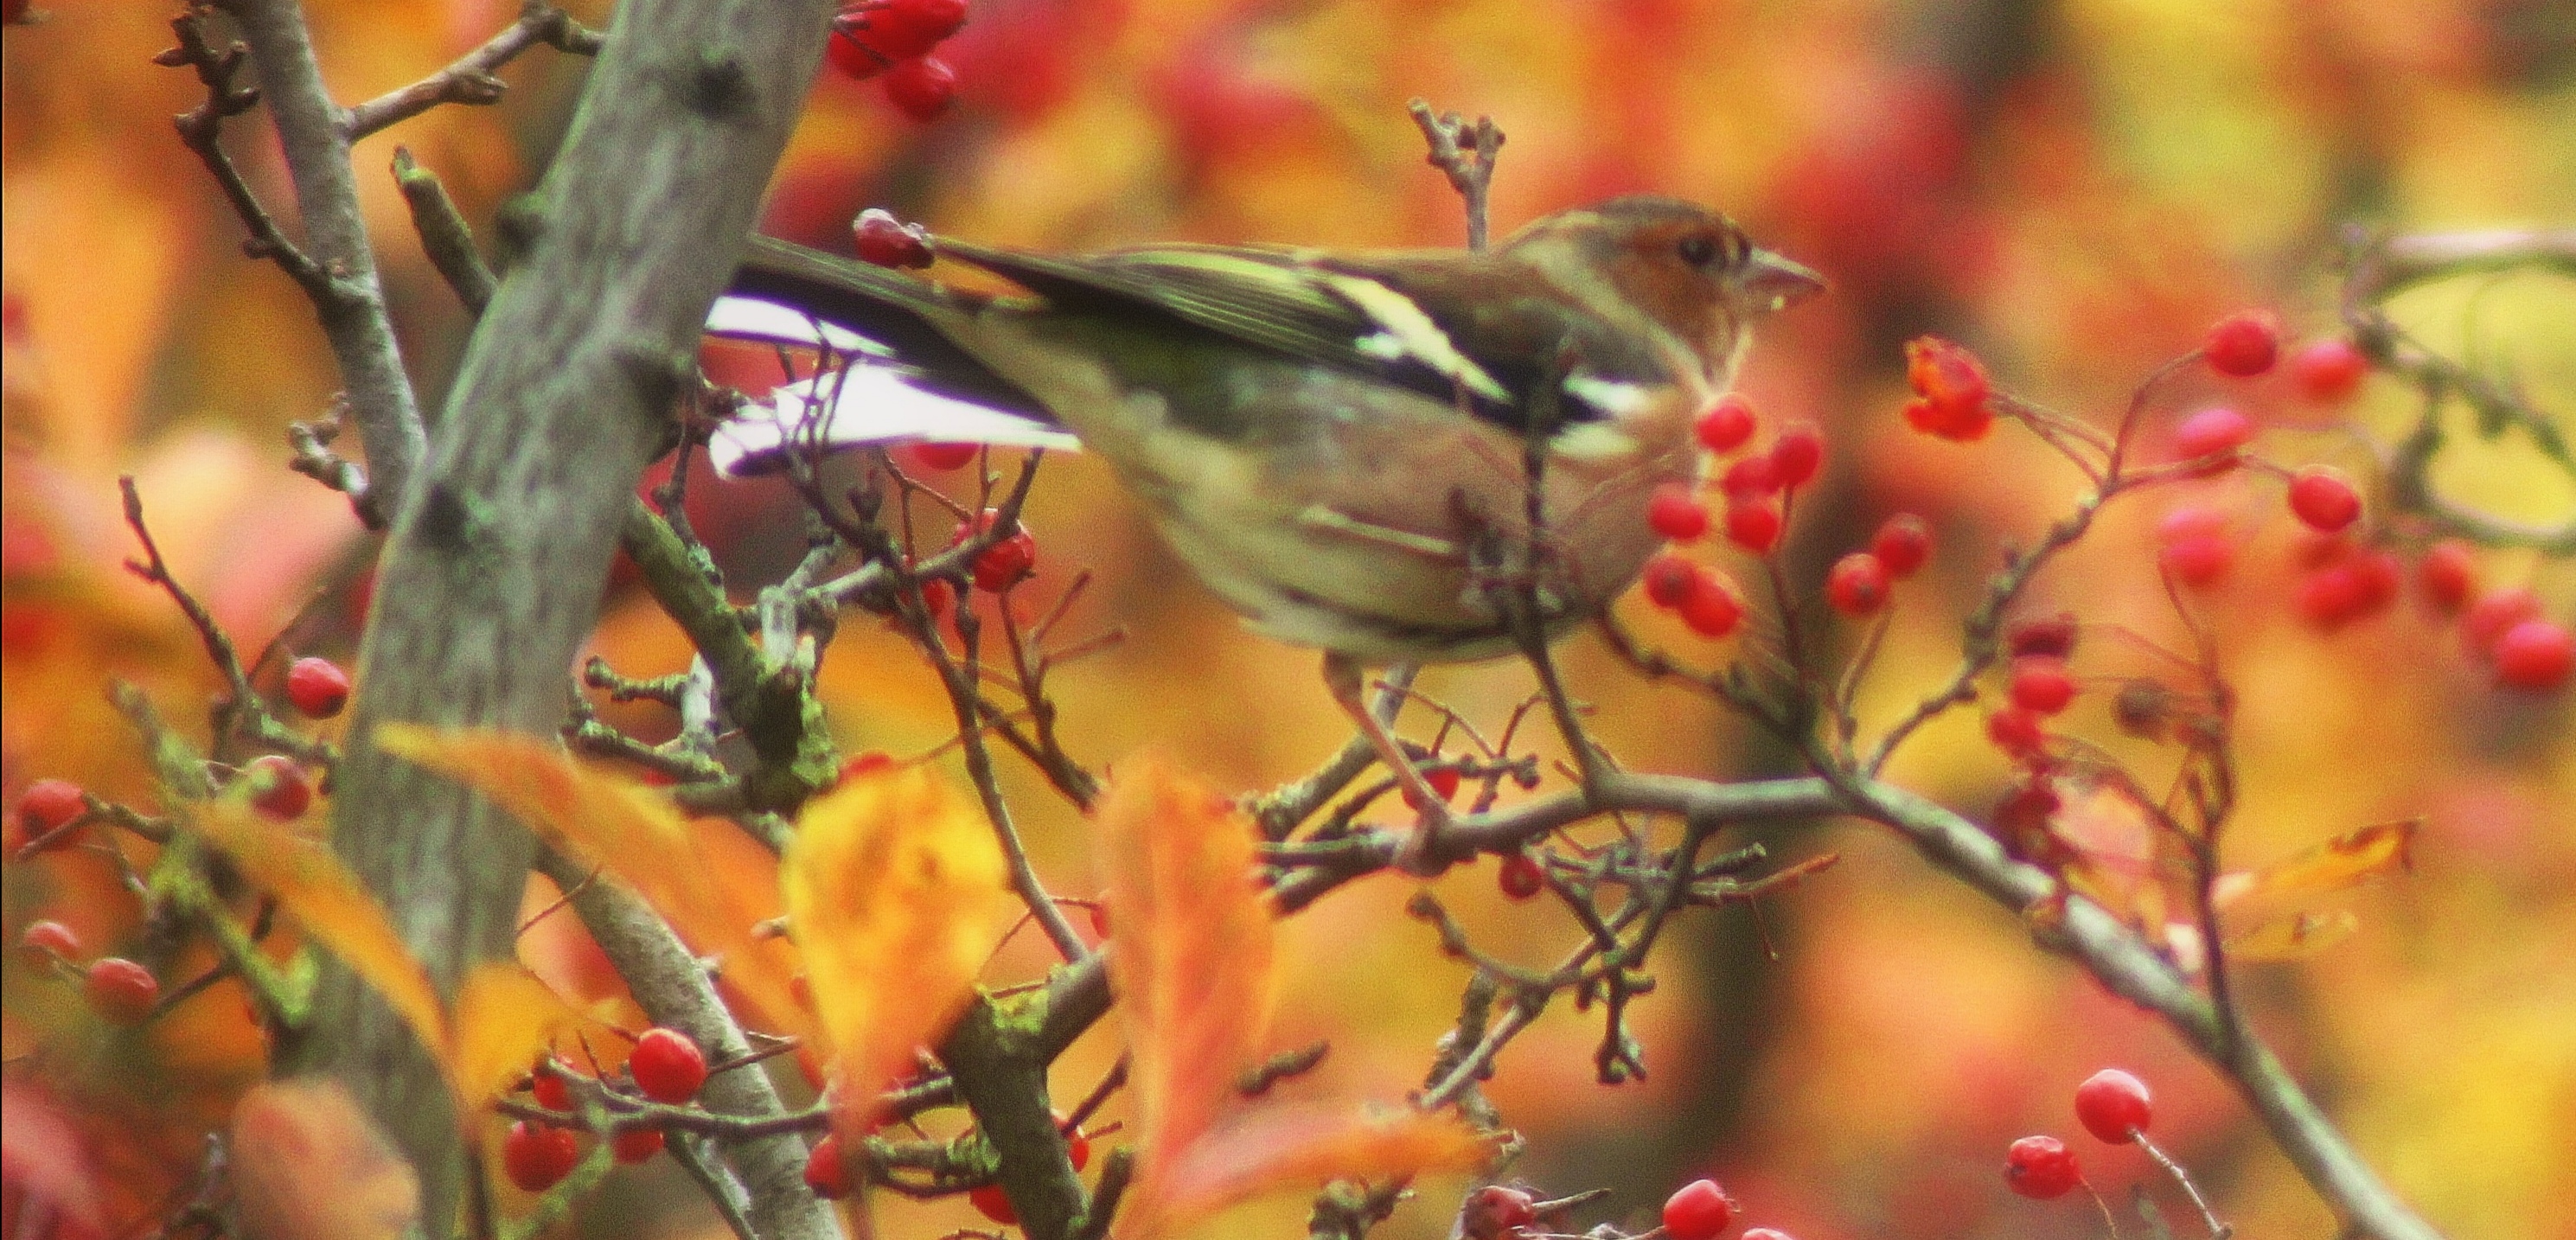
[1502,196,1825,388]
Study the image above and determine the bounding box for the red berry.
[1426,767,1462,802]
[2005,614,2079,661]
[1697,394,1757,452]
[919,576,957,619]
[2158,534,2233,587]
[971,1183,1018,1224]
[530,1062,574,1113]
[2170,406,2253,466]
[1719,453,1781,499]
[852,208,936,271]
[2418,540,2476,614]
[613,1127,665,1164]
[16,779,86,848]
[1403,764,1461,815]
[826,25,893,80]
[2004,1135,2082,1199]
[1724,501,1782,553]
[2290,338,2368,403]
[1769,421,1825,489]
[502,1122,580,1193]
[2349,548,2402,617]
[1498,853,1544,901]
[1870,514,1932,578]
[2494,619,2573,691]
[2203,309,2280,377]
[2008,657,2076,715]
[901,441,979,472]
[804,1134,852,1198]
[884,55,959,122]
[18,918,80,968]
[284,656,352,719]
[1461,1186,1539,1236]
[844,0,968,61]
[1825,552,1890,617]
[2286,466,2362,534]
[955,509,1037,591]
[1660,1178,1735,1240]
[1641,552,1699,609]
[840,751,897,783]
[2462,587,2542,655]
[630,1027,708,1104]
[1902,336,1995,441]
[2295,564,2369,632]
[1986,706,2047,762]
[1677,566,1744,638]
[2074,1068,2153,1144]
[1063,1121,1091,1172]
[1647,485,1710,541]
[85,957,159,1025]
[243,756,313,822]
[1089,904,1111,940]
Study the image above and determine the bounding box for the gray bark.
[278,1,841,1230]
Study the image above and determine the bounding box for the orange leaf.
[231,1080,422,1240]
[448,963,581,1115]
[193,798,448,1070]
[782,764,1007,1137]
[1095,755,1277,1219]
[2215,819,2417,937]
[376,725,804,1039]
[1150,1103,1492,1235]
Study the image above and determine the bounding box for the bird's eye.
[1677,232,1719,266]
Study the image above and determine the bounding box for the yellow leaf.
[1151,1103,1493,1236]
[377,725,805,1039]
[2226,909,2362,961]
[448,963,581,1115]
[1096,754,1278,1227]
[782,764,1007,1136]
[2215,820,2418,936]
[193,798,448,1072]
[231,1080,422,1240]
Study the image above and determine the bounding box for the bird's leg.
[1323,651,1454,876]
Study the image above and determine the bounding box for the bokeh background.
[6,1,2573,1237]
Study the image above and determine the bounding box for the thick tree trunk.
[278,2,841,1230]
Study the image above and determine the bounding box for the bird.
[707,195,1822,849]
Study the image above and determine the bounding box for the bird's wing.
[930,240,1657,425]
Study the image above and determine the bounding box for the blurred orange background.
[5,1,2572,1238]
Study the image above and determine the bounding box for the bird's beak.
[1742,249,1827,312]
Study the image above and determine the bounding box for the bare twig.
[343,2,603,139]
[222,0,429,511]
[1408,100,1505,252]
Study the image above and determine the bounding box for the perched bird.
[709,196,1821,840]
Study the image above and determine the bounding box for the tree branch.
[223,0,429,513]
[278,0,841,1228]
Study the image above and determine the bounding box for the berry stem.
[2134,1130,2234,1239]
[2081,1177,2127,1240]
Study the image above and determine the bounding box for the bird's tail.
[706,236,1075,476]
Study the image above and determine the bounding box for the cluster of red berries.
[1638,394,1934,635]
[826,0,968,121]
[504,1030,709,1192]
[1984,614,2079,769]
[2007,1068,2163,1205]
[16,919,161,1026]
